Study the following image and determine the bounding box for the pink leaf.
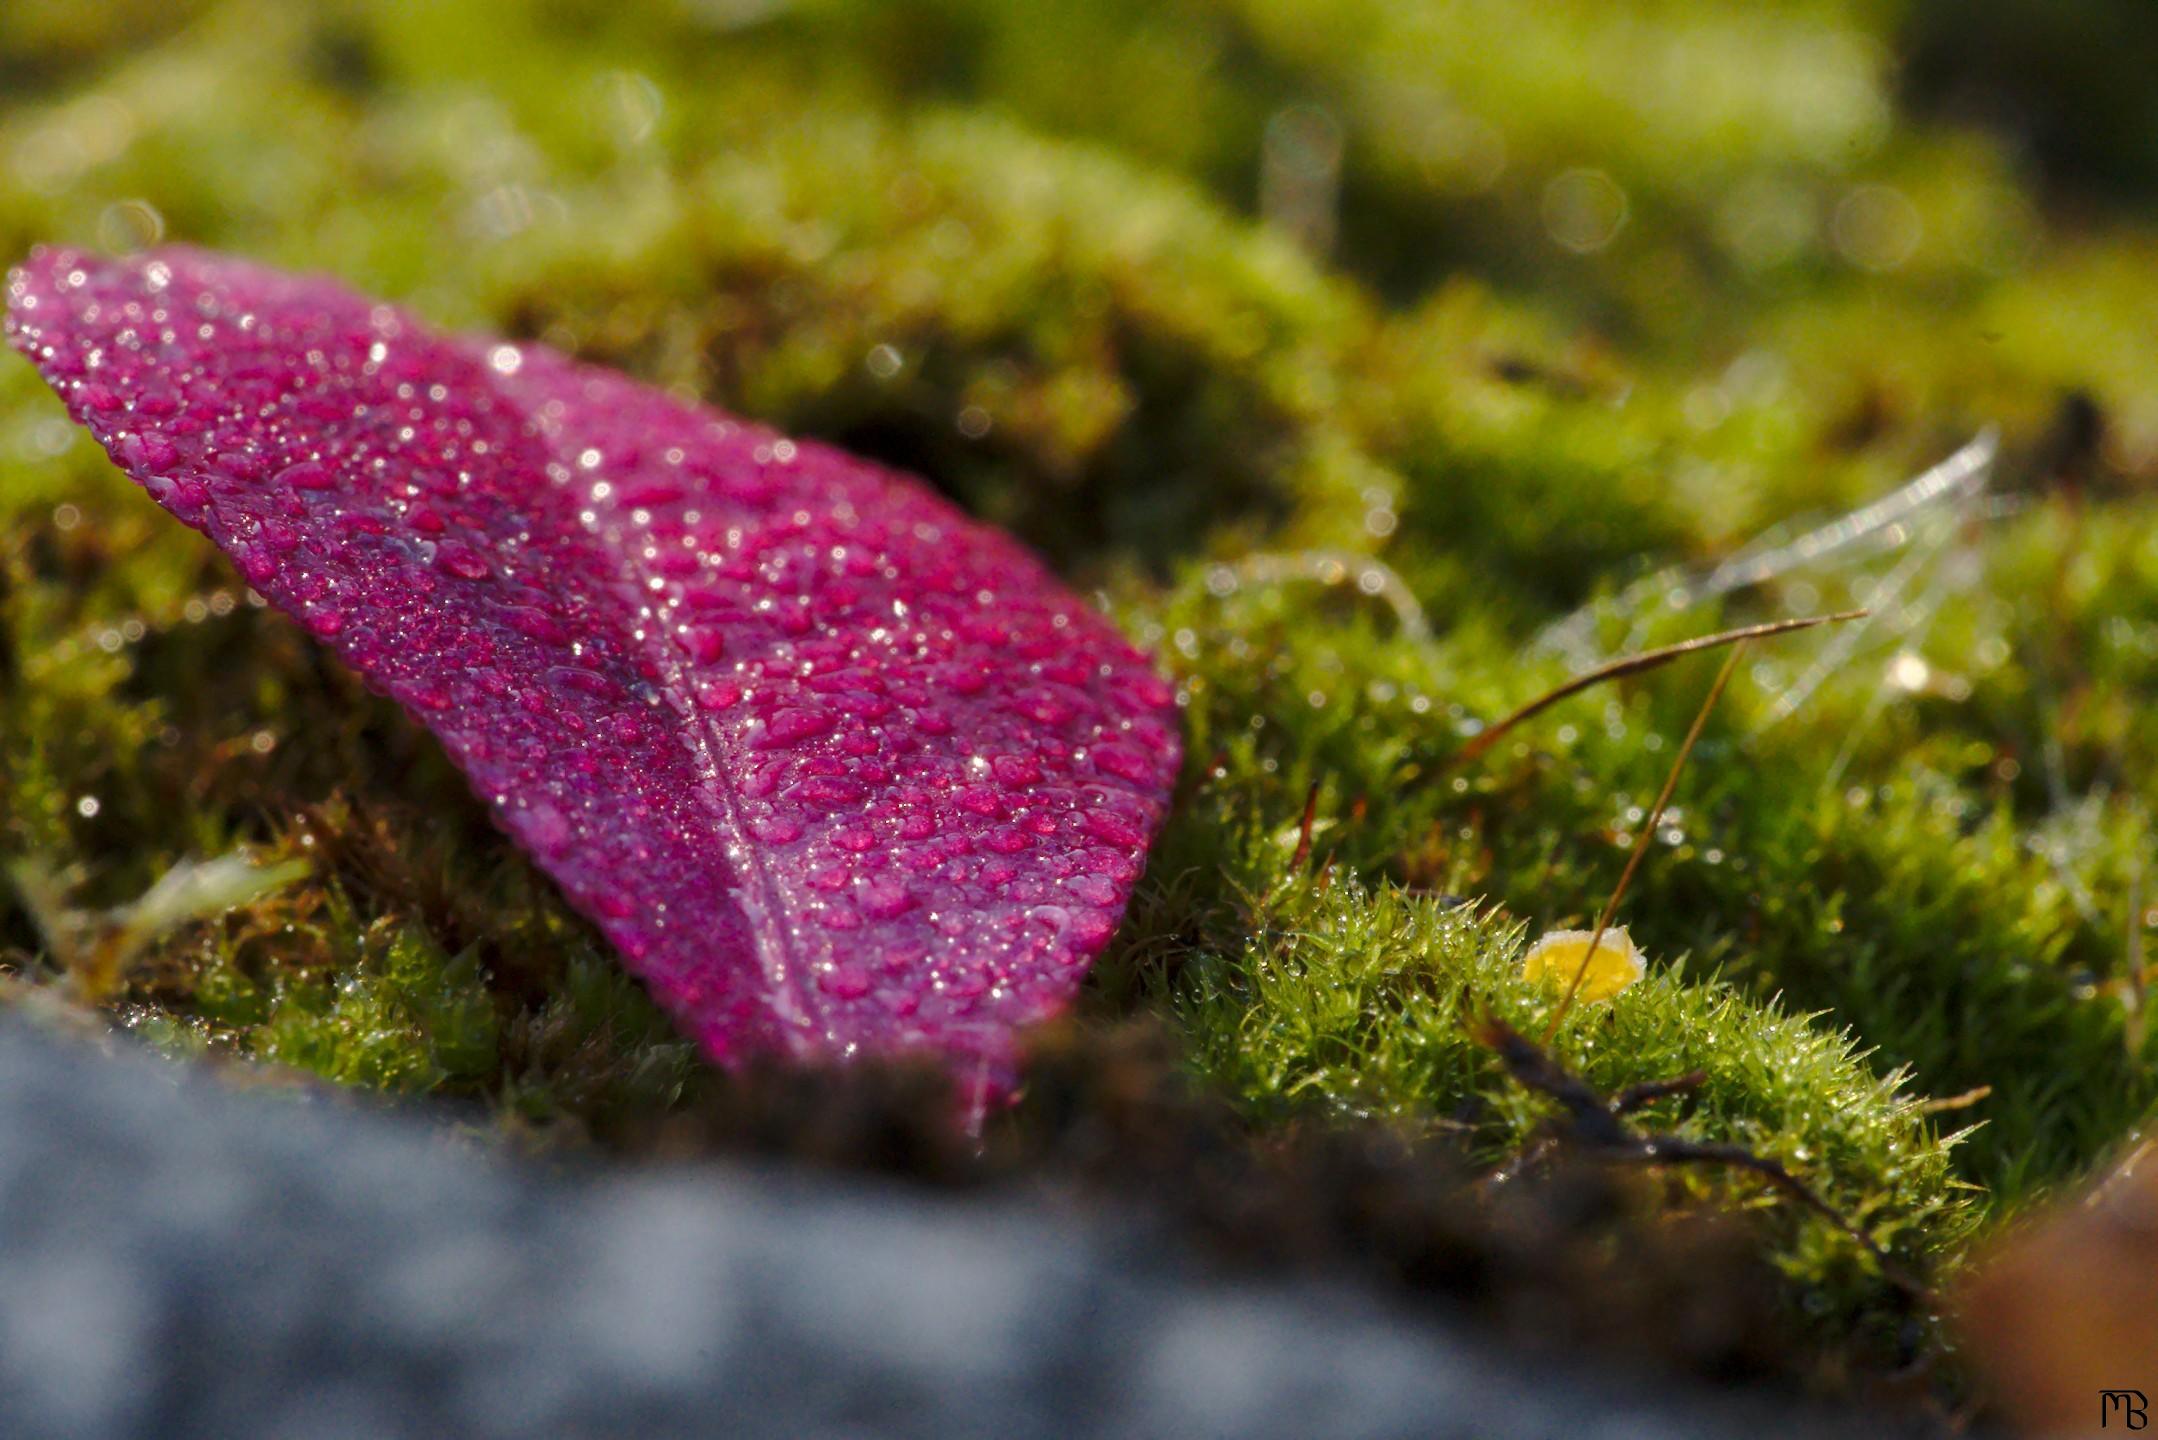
[6,246,1180,1103]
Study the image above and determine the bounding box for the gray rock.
[0,1015,1869,1439]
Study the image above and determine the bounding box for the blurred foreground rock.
[0,1014,1890,1439]
[1961,1142,2158,1435]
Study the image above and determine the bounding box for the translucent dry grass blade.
[1534,431,1996,668]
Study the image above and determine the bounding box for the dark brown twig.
[1476,1018,1930,1303]
[1611,1071,1707,1116]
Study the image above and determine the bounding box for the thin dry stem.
[1452,611,1863,770]
[1917,1085,1993,1116]
[1544,641,1747,1041]
[1289,780,1321,872]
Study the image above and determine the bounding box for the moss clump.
[5,0,2158,1393]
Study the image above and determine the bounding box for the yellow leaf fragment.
[1521,927,1645,1004]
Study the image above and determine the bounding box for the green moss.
[251,914,499,1092]
[5,0,2158,1384]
